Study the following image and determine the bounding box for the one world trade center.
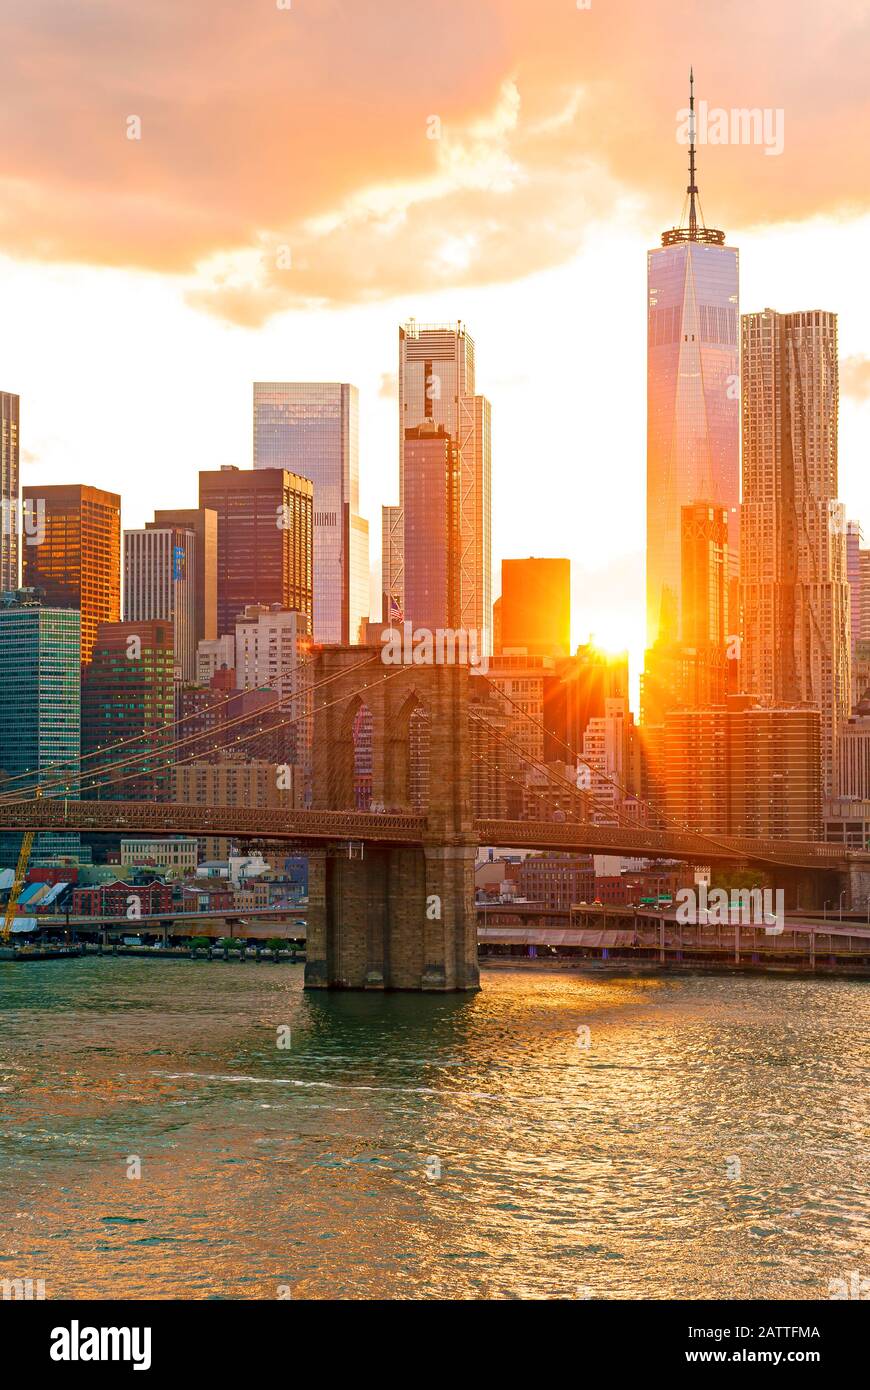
[646,72,739,649]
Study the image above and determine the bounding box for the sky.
[1,0,870,703]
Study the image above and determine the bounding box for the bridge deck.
[0,802,863,870]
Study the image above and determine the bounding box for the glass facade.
[647,242,739,645]
[0,593,81,864]
[21,483,121,664]
[403,425,460,632]
[199,467,313,638]
[149,507,218,648]
[740,308,849,795]
[124,526,197,681]
[0,392,19,592]
[500,559,570,658]
[253,383,368,644]
[397,324,491,649]
[81,620,176,802]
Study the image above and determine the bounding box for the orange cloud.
[1,0,869,322]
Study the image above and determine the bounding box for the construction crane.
[2,789,39,943]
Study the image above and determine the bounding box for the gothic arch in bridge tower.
[384,688,430,811]
[327,692,375,811]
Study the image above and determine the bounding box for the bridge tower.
[304,646,480,992]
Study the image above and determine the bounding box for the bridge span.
[0,801,862,873]
[2,652,868,990]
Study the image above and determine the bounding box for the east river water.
[1,958,867,1300]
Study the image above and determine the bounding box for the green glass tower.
[0,589,81,865]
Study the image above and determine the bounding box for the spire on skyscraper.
[687,67,698,238]
[662,69,725,247]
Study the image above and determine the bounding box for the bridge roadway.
[0,800,863,871]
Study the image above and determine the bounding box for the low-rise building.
[120,837,199,877]
[516,854,595,910]
[72,880,173,916]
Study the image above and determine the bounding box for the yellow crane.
[2,790,39,943]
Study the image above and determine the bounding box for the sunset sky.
[2,0,870,695]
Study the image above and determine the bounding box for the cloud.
[1,0,869,321]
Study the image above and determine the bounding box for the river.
[1,958,867,1299]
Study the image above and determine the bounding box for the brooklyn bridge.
[1,647,867,991]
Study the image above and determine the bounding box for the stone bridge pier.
[303,647,480,992]
[303,842,478,991]
[777,865,843,913]
[843,863,870,912]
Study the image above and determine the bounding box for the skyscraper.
[664,697,821,841]
[740,307,850,794]
[641,502,730,723]
[21,483,121,664]
[403,423,461,632]
[234,603,311,772]
[81,620,175,802]
[198,466,313,638]
[0,589,81,866]
[647,74,739,647]
[381,504,404,624]
[680,501,729,704]
[124,525,198,681]
[0,392,20,592]
[234,604,310,699]
[385,322,492,649]
[148,507,218,651]
[253,383,369,643]
[500,558,571,657]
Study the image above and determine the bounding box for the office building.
[196,634,235,686]
[124,525,197,681]
[1,392,20,592]
[580,696,634,823]
[500,558,570,658]
[253,383,369,643]
[740,308,850,794]
[21,484,120,664]
[384,322,491,649]
[234,604,312,771]
[516,855,595,910]
[403,422,461,631]
[642,502,730,722]
[149,508,217,650]
[120,837,198,876]
[381,504,404,625]
[234,604,309,694]
[647,75,739,645]
[81,620,175,801]
[198,466,313,638]
[664,697,821,840]
[177,674,299,767]
[0,589,81,865]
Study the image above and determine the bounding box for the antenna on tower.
[661,67,725,247]
[687,67,698,238]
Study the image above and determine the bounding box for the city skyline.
[1,12,870,685]
[1,9,868,1322]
